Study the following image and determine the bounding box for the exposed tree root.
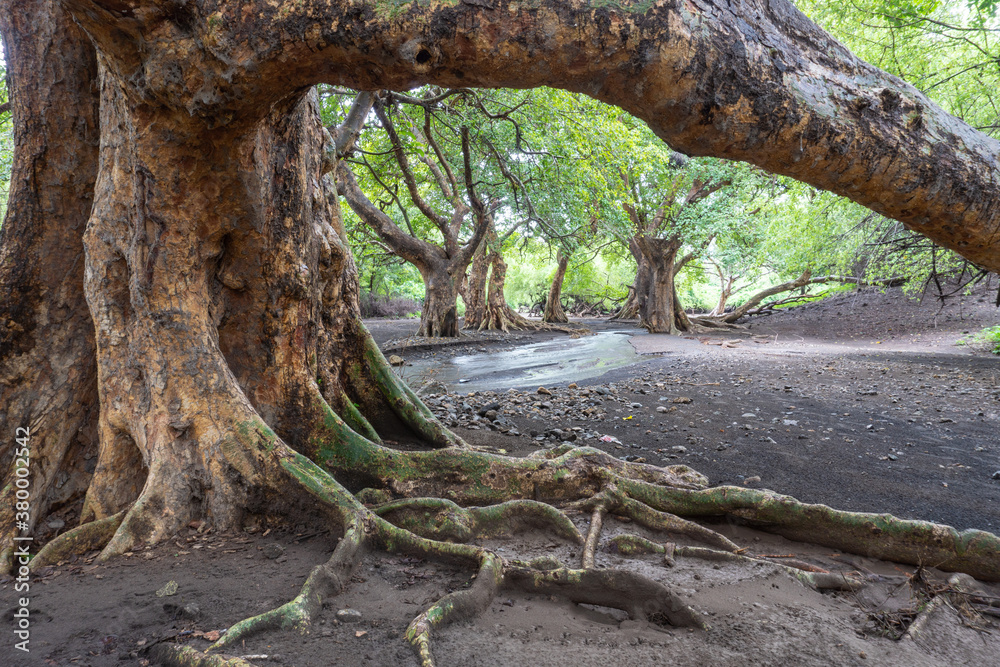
[902,594,949,641]
[569,486,740,552]
[210,517,370,650]
[374,497,583,543]
[359,331,466,449]
[406,552,503,667]
[606,534,862,591]
[504,564,705,628]
[149,645,256,667]
[29,510,124,571]
[142,449,704,666]
[37,333,1000,666]
[581,500,608,568]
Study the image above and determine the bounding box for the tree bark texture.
[635,235,686,334]
[461,239,491,330]
[53,69,458,557]
[3,0,999,571]
[0,0,100,566]
[542,251,569,324]
[4,4,1000,653]
[612,238,649,320]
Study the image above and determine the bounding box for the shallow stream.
[401,329,646,392]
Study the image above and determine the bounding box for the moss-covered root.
[614,493,740,552]
[406,552,504,667]
[29,511,125,572]
[211,517,371,651]
[149,644,256,667]
[374,497,583,544]
[618,483,1000,582]
[606,535,862,592]
[358,324,466,449]
[571,487,739,553]
[505,565,707,629]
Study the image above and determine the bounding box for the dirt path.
[4,285,1000,666]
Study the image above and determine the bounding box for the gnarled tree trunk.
[0,0,100,568]
[464,229,536,331]
[542,251,570,324]
[461,239,491,329]
[635,236,687,334]
[479,246,535,331]
[417,262,462,338]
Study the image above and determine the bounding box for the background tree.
[335,90,492,337]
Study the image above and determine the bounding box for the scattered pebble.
[262,544,285,560]
[336,609,363,623]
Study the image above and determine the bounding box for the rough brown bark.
[635,235,687,334]
[69,69,459,555]
[461,239,491,330]
[612,238,649,321]
[6,0,994,550]
[542,251,570,324]
[0,0,100,571]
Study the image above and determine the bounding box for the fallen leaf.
[155,580,178,597]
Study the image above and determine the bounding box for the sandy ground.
[4,284,1000,667]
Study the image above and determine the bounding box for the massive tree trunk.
[104,0,998,274]
[5,1,1000,663]
[0,0,100,568]
[542,251,570,324]
[635,236,687,334]
[417,263,462,338]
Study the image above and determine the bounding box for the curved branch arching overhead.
[67,0,1000,272]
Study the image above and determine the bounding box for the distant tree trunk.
[636,236,687,334]
[462,240,491,329]
[464,228,536,331]
[612,238,649,320]
[709,268,737,316]
[542,251,569,324]
[477,249,534,331]
[336,161,485,339]
[0,0,101,567]
[417,263,461,338]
